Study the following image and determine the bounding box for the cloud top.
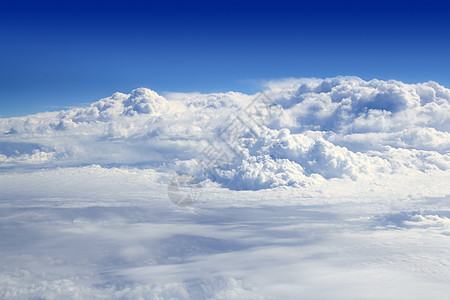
[1,77,449,189]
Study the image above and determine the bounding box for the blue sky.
[1,0,449,117]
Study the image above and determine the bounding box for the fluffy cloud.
[0,77,449,190]
[266,77,449,133]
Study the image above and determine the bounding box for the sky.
[1,3,450,296]
[1,0,450,117]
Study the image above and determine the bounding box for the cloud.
[1,77,450,299]
[0,77,449,190]
[0,162,449,299]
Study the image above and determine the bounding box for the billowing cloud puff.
[123,88,169,116]
[67,88,170,123]
[266,77,449,133]
[0,77,449,190]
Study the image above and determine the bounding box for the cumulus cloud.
[0,77,449,190]
[404,214,450,228]
[265,77,449,133]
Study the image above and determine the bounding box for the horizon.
[1,0,450,117]
[1,75,449,119]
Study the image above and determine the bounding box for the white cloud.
[1,77,450,299]
[1,165,449,299]
[0,77,449,190]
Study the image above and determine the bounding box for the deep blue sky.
[1,0,449,117]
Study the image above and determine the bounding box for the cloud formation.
[0,77,449,189]
[1,74,450,300]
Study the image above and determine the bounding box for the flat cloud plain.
[0,77,449,299]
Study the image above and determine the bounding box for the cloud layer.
[1,77,449,190]
[1,78,450,298]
